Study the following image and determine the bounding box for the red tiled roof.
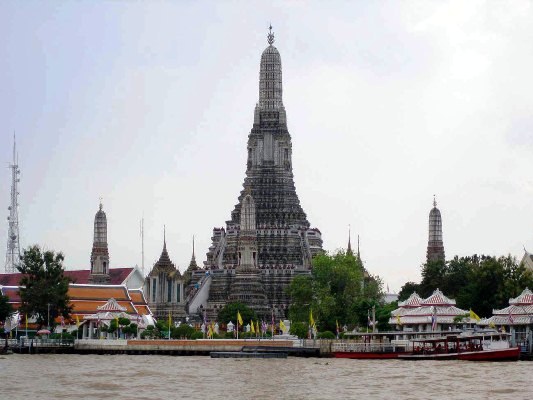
[0,267,134,286]
[68,284,130,301]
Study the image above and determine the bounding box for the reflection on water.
[1,354,532,400]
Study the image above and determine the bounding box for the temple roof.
[509,287,533,305]
[421,289,455,306]
[398,292,423,308]
[0,268,137,289]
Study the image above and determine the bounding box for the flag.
[508,310,514,324]
[25,314,28,331]
[309,309,315,328]
[237,311,243,326]
[489,320,496,329]
[396,314,402,326]
[279,320,286,332]
[431,315,437,331]
[75,314,80,327]
[469,309,481,322]
[60,315,65,328]
[336,320,339,335]
[367,310,371,326]
[256,321,260,336]
[250,320,255,334]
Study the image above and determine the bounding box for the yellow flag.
[237,311,243,326]
[469,309,481,321]
[76,314,80,327]
[309,309,315,328]
[396,315,402,325]
[489,320,496,329]
[250,320,255,333]
[279,320,286,331]
[256,321,260,335]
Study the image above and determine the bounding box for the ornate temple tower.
[145,231,186,320]
[427,196,445,263]
[89,201,110,283]
[198,27,323,319]
[205,26,322,270]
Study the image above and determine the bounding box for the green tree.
[217,302,257,326]
[17,245,72,329]
[398,282,420,301]
[1,293,14,350]
[288,250,383,332]
[289,321,308,339]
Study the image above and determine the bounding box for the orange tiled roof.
[68,285,130,301]
[71,300,136,314]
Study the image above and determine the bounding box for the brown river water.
[1,354,531,400]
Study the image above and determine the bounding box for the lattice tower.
[5,134,21,273]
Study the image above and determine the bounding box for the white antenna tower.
[5,133,21,273]
[140,216,145,276]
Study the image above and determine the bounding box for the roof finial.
[267,24,275,45]
[347,224,353,255]
[163,225,166,248]
[99,197,103,211]
[192,235,196,261]
[433,194,437,208]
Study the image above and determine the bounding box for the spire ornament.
[267,24,275,45]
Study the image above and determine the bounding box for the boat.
[332,331,461,359]
[398,331,520,361]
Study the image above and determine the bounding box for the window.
[167,280,172,303]
[176,284,181,303]
[152,279,157,302]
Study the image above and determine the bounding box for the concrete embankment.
[12,338,328,357]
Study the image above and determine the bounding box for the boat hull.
[398,347,520,361]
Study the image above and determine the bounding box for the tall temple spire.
[257,25,284,114]
[4,133,21,273]
[427,195,445,263]
[89,200,110,283]
[188,235,198,270]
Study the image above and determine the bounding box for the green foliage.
[375,301,398,331]
[17,245,72,328]
[414,255,533,317]
[118,317,131,327]
[171,324,195,339]
[288,250,383,331]
[50,332,75,340]
[217,302,257,325]
[191,331,204,340]
[289,321,308,339]
[317,330,335,339]
[224,331,235,339]
[0,293,13,323]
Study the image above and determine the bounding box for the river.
[1,354,531,399]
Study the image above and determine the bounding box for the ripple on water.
[3,354,533,400]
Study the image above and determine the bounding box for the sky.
[1,0,533,293]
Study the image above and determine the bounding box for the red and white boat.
[398,331,520,361]
[332,331,461,359]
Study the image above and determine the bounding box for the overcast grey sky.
[1,1,532,292]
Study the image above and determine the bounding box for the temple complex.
[189,27,323,319]
[426,196,445,263]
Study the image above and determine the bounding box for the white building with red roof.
[479,288,533,346]
[390,289,475,331]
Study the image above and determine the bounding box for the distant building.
[427,196,445,263]
[144,233,186,321]
[390,289,474,331]
[90,201,110,284]
[479,287,533,346]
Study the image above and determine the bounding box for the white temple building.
[390,289,476,332]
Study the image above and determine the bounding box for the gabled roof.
[0,286,20,303]
[97,298,127,312]
[509,287,533,306]
[398,292,422,308]
[68,284,130,301]
[0,267,135,287]
[421,289,456,306]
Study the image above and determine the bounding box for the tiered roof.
[0,267,135,287]
[390,289,470,325]
[479,288,533,326]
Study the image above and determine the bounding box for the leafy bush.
[171,324,195,339]
[191,331,204,340]
[289,321,308,339]
[317,331,335,339]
